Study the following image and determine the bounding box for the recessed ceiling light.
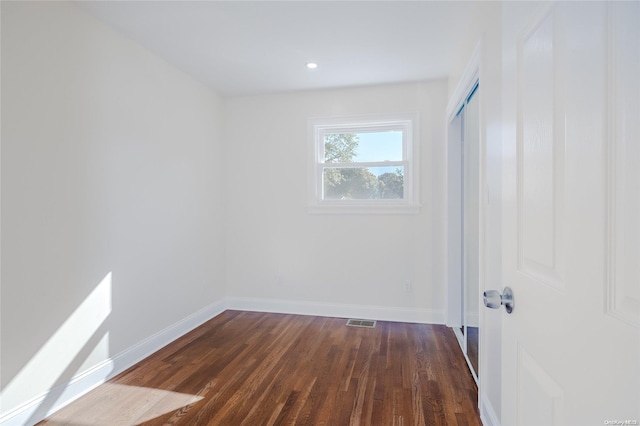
[306,62,318,69]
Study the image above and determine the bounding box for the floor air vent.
[346,319,376,328]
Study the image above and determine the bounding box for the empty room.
[1,1,639,425]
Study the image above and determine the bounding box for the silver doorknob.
[483,287,514,314]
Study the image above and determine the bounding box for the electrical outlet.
[404,280,413,293]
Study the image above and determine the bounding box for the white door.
[500,2,640,425]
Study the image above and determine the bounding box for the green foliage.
[377,168,404,199]
[324,133,359,163]
[324,168,379,200]
[322,134,404,200]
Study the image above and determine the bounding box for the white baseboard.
[1,297,445,425]
[225,297,445,324]
[480,393,500,426]
[0,300,226,426]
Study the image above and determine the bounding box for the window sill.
[307,202,421,215]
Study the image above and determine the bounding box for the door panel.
[517,8,565,290]
[608,1,640,330]
[517,344,564,426]
[502,2,640,424]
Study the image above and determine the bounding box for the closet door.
[462,88,480,377]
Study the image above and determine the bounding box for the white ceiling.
[78,1,476,97]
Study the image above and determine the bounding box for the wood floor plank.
[39,311,481,426]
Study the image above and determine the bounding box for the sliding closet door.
[463,88,480,377]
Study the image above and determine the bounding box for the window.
[308,112,419,214]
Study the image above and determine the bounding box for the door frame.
[445,40,483,383]
[446,41,482,326]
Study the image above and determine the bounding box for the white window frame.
[307,112,420,214]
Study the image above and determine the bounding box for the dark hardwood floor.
[39,311,481,425]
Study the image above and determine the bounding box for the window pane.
[323,166,404,200]
[324,130,403,163]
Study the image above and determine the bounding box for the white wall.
[447,2,503,425]
[224,81,448,323]
[1,1,225,420]
[0,2,491,423]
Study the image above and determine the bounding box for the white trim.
[605,1,640,331]
[447,40,482,123]
[480,393,501,426]
[453,326,465,351]
[445,40,482,328]
[446,36,489,423]
[1,297,446,425]
[307,111,420,214]
[226,297,445,325]
[307,202,420,215]
[0,300,226,426]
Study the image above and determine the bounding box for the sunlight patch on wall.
[77,332,111,374]
[42,383,204,425]
[1,273,112,413]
